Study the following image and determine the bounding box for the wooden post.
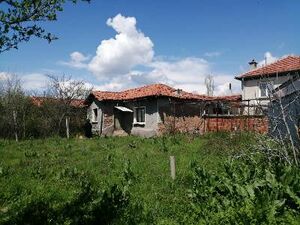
[170,156,176,180]
[203,116,206,134]
[173,102,176,134]
[66,116,70,139]
[247,100,250,131]
[13,110,18,142]
[99,112,103,136]
[216,110,219,132]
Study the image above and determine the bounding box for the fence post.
[247,100,250,130]
[13,110,18,142]
[66,116,70,139]
[216,111,219,132]
[170,156,176,180]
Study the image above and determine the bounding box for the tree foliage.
[0,74,90,139]
[44,74,91,136]
[0,0,90,52]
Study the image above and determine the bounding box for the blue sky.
[0,0,299,95]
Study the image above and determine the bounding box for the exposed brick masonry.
[159,115,268,134]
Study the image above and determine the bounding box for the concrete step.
[112,130,128,137]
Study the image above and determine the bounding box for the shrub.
[188,154,300,224]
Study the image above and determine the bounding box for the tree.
[0,74,32,140]
[205,74,214,96]
[0,0,90,52]
[44,74,92,136]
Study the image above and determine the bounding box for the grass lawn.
[0,132,255,224]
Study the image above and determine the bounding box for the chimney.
[175,89,182,96]
[248,59,258,70]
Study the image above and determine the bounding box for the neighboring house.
[269,75,300,147]
[31,96,86,108]
[84,84,241,137]
[235,55,300,114]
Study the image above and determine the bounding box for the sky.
[0,0,299,95]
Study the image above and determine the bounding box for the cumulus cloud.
[22,73,49,90]
[60,52,90,69]
[258,51,277,67]
[62,14,154,78]
[215,79,239,96]
[62,14,240,96]
[0,72,48,91]
[95,59,239,96]
[87,14,154,78]
[150,58,210,84]
[0,71,13,81]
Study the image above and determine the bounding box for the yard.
[0,133,299,224]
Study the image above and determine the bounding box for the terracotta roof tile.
[236,55,300,80]
[211,94,242,101]
[31,96,85,107]
[90,84,241,102]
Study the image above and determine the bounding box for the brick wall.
[103,113,113,128]
[102,105,114,128]
[205,116,268,133]
[158,115,268,134]
[158,116,205,134]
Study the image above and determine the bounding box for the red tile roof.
[212,94,242,101]
[31,96,85,107]
[236,55,300,80]
[88,84,241,102]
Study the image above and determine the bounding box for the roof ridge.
[236,54,300,80]
[247,55,296,73]
[92,83,175,93]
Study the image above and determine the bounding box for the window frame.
[259,81,274,98]
[133,106,146,125]
[92,108,98,123]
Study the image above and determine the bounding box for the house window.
[134,107,146,124]
[259,82,273,97]
[92,108,98,122]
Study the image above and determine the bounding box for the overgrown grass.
[0,132,299,224]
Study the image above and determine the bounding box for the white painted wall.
[242,75,292,106]
[87,101,103,132]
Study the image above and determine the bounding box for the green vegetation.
[0,133,299,224]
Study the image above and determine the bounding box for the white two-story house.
[235,55,300,114]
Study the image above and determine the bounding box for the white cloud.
[87,14,154,78]
[61,14,155,82]
[215,80,239,96]
[204,51,222,57]
[62,14,240,96]
[149,58,210,84]
[258,51,277,67]
[94,60,240,96]
[0,72,48,91]
[60,51,89,69]
[63,14,154,78]
[0,72,12,81]
[21,73,48,90]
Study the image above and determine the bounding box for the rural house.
[269,75,300,147]
[235,55,300,114]
[85,84,242,137]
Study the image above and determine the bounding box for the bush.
[188,154,300,224]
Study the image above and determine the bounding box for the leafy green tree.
[0,0,90,52]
